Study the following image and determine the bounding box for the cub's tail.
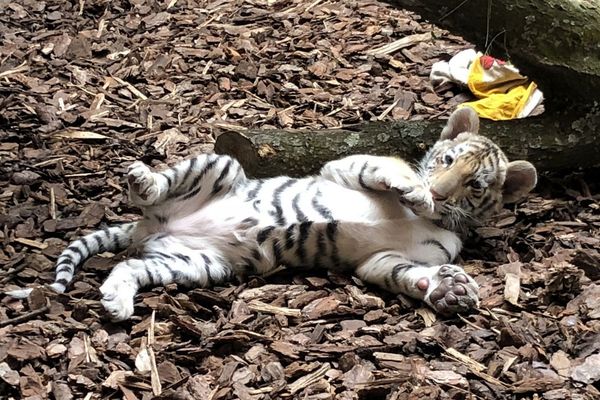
[6,222,138,298]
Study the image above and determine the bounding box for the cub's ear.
[441,107,480,140]
[503,160,537,203]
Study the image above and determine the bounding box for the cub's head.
[420,107,537,228]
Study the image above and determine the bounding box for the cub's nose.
[430,188,447,201]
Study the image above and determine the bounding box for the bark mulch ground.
[1,0,599,399]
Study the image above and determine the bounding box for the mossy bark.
[383,0,600,108]
[215,109,600,178]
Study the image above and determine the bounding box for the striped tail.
[6,222,137,299]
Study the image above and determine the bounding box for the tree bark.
[214,110,600,178]
[382,0,600,108]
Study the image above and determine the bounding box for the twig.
[49,186,56,220]
[0,61,28,78]
[148,311,161,396]
[444,347,509,388]
[287,363,330,394]
[439,0,471,22]
[0,305,49,327]
[366,32,431,56]
[13,238,47,250]
[0,254,26,283]
[247,300,302,318]
[113,77,148,101]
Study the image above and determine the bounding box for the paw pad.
[426,265,479,316]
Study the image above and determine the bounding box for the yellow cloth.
[458,55,539,121]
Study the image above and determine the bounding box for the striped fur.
[6,108,537,320]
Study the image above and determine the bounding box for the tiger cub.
[7,108,537,321]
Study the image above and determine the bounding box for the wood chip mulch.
[1,0,600,399]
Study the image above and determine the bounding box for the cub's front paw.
[128,161,160,205]
[391,183,435,217]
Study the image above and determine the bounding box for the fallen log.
[214,110,600,178]
[381,0,600,108]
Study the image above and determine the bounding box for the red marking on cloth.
[480,55,506,70]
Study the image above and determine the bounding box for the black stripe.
[479,195,499,215]
[296,221,313,264]
[272,239,283,265]
[376,253,406,263]
[392,263,414,285]
[314,230,326,268]
[150,251,173,260]
[161,262,175,282]
[113,231,122,247]
[202,254,215,286]
[240,257,256,273]
[257,226,275,244]
[325,221,338,241]
[173,253,191,263]
[241,217,259,227]
[464,197,476,209]
[211,158,233,195]
[102,226,112,244]
[135,275,144,289]
[171,165,179,187]
[156,232,169,241]
[423,240,452,262]
[55,278,69,287]
[66,245,84,261]
[144,254,165,262]
[358,162,370,189]
[271,179,296,225]
[56,264,73,274]
[252,248,262,261]
[292,192,307,222]
[80,237,91,257]
[488,149,499,170]
[182,157,198,188]
[57,254,74,265]
[325,221,341,268]
[284,224,295,250]
[178,158,219,200]
[162,172,173,187]
[246,180,264,201]
[145,268,155,286]
[149,259,170,284]
[311,190,334,221]
[93,233,105,252]
[384,274,392,289]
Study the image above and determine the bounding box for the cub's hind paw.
[128,161,160,205]
[425,265,479,316]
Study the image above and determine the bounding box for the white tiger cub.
[7,108,537,321]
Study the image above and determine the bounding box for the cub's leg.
[320,155,433,216]
[100,243,233,321]
[127,154,246,208]
[355,251,479,315]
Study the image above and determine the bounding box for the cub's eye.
[469,180,482,190]
[443,154,454,165]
